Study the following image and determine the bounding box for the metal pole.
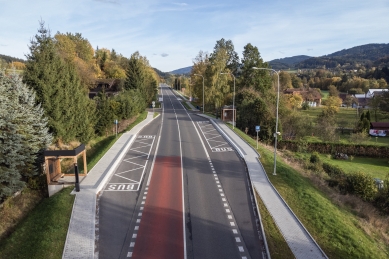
[252,67,280,175]
[257,131,258,149]
[273,72,280,175]
[74,163,80,192]
[233,75,235,129]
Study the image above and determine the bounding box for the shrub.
[310,152,321,164]
[322,162,344,177]
[346,172,377,201]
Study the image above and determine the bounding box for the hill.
[169,66,192,75]
[297,43,389,69]
[269,55,311,70]
[0,54,25,64]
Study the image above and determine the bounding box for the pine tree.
[23,21,95,143]
[0,70,52,199]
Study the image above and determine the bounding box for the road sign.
[255,125,260,132]
[152,101,155,105]
[152,104,155,108]
[114,119,118,124]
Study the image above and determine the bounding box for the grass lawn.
[230,125,389,258]
[0,187,75,259]
[320,155,389,180]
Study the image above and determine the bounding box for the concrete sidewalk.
[62,112,155,259]
[199,115,328,259]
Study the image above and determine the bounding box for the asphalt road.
[98,85,263,259]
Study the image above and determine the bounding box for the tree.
[0,71,52,199]
[279,71,292,90]
[212,38,239,73]
[23,21,96,143]
[344,95,354,108]
[238,43,271,93]
[287,93,303,110]
[205,43,230,110]
[191,50,209,102]
[328,85,339,97]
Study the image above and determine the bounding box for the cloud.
[161,53,169,57]
[173,3,188,6]
[307,48,313,51]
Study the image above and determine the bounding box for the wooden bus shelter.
[43,144,87,185]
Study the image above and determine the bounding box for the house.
[88,79,123,98]
[284,88,322,107]
[369,122,389,137]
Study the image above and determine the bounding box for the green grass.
[229,125,389,258]
[319,154,389,180]
[300,107,389,127]
[0,187,75,259]
[181,101,191,110]
[255,193,295,259]
[321,90,329,99]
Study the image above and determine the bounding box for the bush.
[310,152,321,164]
[322,162,344,177]
[346,172,377,201]
[373,177,389,213]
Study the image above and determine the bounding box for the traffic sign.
[255,125,260,132]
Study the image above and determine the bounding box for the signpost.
[255,125,260,149]
[152,101,155,113]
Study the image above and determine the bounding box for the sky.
[0,0,388,72]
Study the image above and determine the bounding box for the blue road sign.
[255,125,260,132]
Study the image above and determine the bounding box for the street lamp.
[220,72,236,129]
[194,74,205,113]
[252,67,280,175]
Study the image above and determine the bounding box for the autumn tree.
[287,93,303,110]
[328,85,339,97]
[279,71,292,90]
[190,50,209,102]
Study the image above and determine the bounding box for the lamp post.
[194,74,205,113]
[220,72,236,129]
[252,67,280,175]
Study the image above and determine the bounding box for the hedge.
[279,140,389,158]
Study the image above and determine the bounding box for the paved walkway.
[199,115,328,259]
[62,112,155,259]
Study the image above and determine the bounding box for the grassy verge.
[255,192,295,259]
[181,101,191,110]
[229,125,389,258]
[0,187,75,259]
